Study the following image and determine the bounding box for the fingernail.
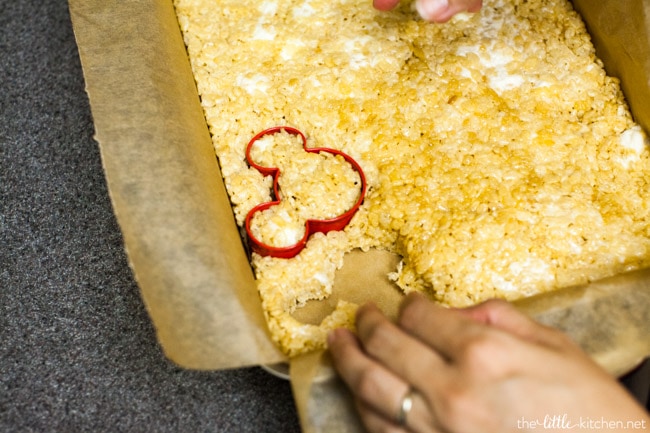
[415,0,449,21]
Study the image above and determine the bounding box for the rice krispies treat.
[174,0,650,356]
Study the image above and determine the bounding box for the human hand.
[328,293,649,433]
[373,0,483,23]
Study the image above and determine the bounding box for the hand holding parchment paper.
[329,294,650,432]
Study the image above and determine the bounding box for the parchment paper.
[69,0,650,431]
[68,0,285,369]
[572,0,650,133]
[291,266,650,433]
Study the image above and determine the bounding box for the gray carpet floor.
[1,1,301,431]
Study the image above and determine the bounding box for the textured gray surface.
[1,1,301,431]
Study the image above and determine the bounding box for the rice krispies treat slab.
[174,0,650,356]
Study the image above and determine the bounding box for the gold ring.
[396,387,414,427]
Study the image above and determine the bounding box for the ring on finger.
[396,387,415,427]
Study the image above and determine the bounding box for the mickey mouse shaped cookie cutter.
[244,126,367,259]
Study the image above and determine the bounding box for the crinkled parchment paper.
[69,0,650,431]
[67,0,285,369]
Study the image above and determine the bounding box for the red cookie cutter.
[244,126,367,259]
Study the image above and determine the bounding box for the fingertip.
[398,291,430,315]
[416,0,483,22]
[372,0,400,11]
[468,0,483,13]
[403,291,426,304]
[455,298,516,324]
[476,298,513,312]
[397,292,442,330]
[355,301,381,322]
[415,0,449,22]
[327,327,352,347]
[357,301,379,312]
[482,298,525,321]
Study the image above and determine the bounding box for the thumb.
[415,0,482,22]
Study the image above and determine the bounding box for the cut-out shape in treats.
[244,126,367,258]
